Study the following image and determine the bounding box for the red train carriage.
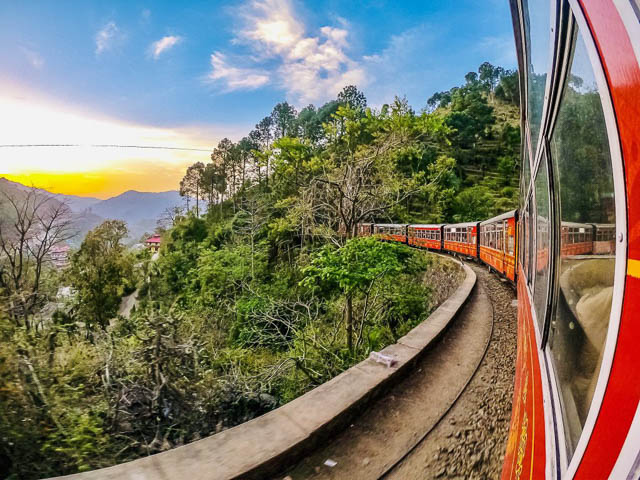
[373,223,407,244]
[592,223,615,255]
[407,224,444,250]
[357,223,374,237]
[560,222,594,257]
[444,222,479,258]
[479,210,518,282]
[503,0,638,478]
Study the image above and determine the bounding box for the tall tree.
[303,102,447,241]
[179,162,205,217]
[0,189,74,328]
[301,236,410,353]
[337,85,367,112]
[69,220,131,334]
[271,102,298,139]
[210,138,235,209]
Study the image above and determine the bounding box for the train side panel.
[501,267,546,480]
[408,226,443,250]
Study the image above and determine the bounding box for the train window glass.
[522,210,528,274]
[525,0,551,157]
[508,226,515,255]
[534,154,551,330]
[548,26,617,457]
[527,196,535,285]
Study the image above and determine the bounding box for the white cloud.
[209,0,366,104]
[21,47,44,69]
[207,52,270,91]
[95,21,122,55]
[149,35,183,59]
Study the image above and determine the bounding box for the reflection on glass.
[549,28,616,458]
[526,0,551,157]
[534,154,550,330]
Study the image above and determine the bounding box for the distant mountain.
[0,178,101,212]
[50,192,101,212]
[88,190,186,224]
[0,178,192,246]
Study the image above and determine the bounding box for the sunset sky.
[0,0,516,199]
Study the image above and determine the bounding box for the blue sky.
[0,0,517,197]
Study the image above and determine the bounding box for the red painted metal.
[408,226,443,250]
[571,1,640,477]
[501,267,546,479]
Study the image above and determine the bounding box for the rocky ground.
[387,264,517,479]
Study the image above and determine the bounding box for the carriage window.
[548,26,617,458]
[525,0,551,157]
[508,224,515,255]
[534,154,551,329]
[527,196,535,285]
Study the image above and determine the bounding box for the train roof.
[561,221,593,228]
[374,223,407,227]
[480,209,518,226]
[408,224,444,228]
[444,221,480,229]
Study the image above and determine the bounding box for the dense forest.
[0,62,519,478]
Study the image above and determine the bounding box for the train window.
[525,0,551,157]
[534,154,551,329]
[508,225,515,256]
[548,26,617,457]
[527,195,535,285]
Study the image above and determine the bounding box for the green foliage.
[69,220,133,332]
[301,236,412,295]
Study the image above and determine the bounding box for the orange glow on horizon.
[0,86,246,199]
[1,166,188,199]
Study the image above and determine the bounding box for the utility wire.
[0,144,211,152]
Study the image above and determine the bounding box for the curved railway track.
[276,263,516,480]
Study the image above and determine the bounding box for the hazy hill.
[88,190,186,224]
[0,178,191,246]
[0,178,101,212]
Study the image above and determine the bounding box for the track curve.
[276,263,516,480]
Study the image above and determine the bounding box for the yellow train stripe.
[628,259,640,279]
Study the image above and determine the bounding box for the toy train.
[357,212,615,286]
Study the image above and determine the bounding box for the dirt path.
[276,262,516,480]
[118,289,138,318]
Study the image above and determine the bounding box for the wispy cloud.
[21,46,44,69]
[149,35,183,59]
[476,35,516,66]
[207,52,270,91]
[209,0,366,104]
[95,21,123,55]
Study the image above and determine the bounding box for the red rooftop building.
[145,235,161,253]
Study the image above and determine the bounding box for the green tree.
[179,162,205,217]
[69,220,132,334]
[301,236,412,353]
[271,102,298,139]
[337,85,367,113]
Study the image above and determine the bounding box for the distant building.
[49,244,70,269]
[145,235,162,253]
